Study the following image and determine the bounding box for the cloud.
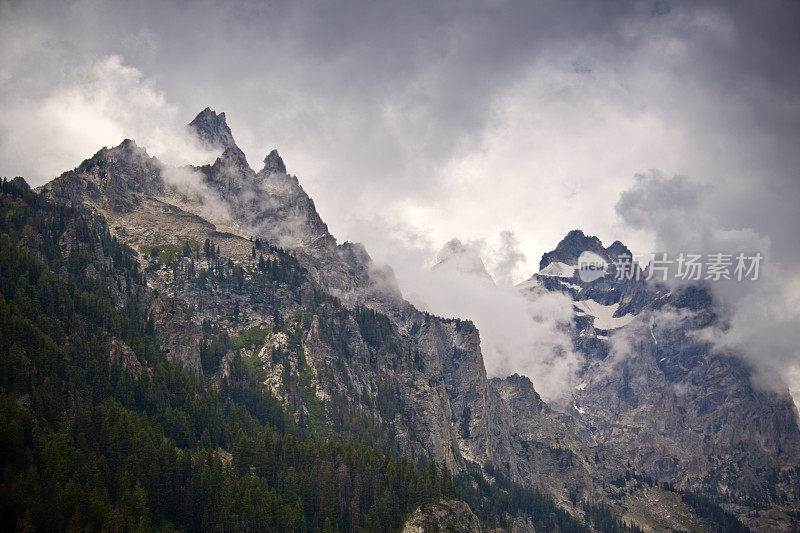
[358,225,580,404]
[615,171,769,260]
[615,170,800,408]
[0,22,217,180]
[160,164,234,225]
[3,0,798,274]
[416,265,580,405]
[1,0,799,405]
[487,231,527,287]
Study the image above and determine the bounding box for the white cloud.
[360,227,580,404]
[0,50,216,181]
[615,171,800,409]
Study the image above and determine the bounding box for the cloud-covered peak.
[188,107,237,152]
[85,138,155,169]
[434,238,494,283]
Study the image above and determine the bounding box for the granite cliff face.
[36,108,796,530]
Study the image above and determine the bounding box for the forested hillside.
[0,179,457,531]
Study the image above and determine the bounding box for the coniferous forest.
[0,180,459,531]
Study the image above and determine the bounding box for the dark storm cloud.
[3,1,799,230]
[1,0,799,398]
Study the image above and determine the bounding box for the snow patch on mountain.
[539,261,575,278]
[573,300,636,330]
[516,276,541,291]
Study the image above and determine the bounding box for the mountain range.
[1,108,797,531]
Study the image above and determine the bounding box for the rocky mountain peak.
[188,107,238,152]
[437,238,468,260]
[605,239,634,263]
[217,146,251,170]
[118,137,138,149]
[262,149,287,175]
[538,231,639,274]
[539,229,605,270]
[40,138,163,211]
[77,138,156,175]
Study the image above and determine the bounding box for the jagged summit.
[539,229,605,270]
[188,108,287,176]
[605,239,633,261]
[538,230,638,274]
[78,138,157,173]
[40,138,164,212]
[188,107,238,153]
[262,149,286,175]
[118,138,138,149]
[433,239,494,283]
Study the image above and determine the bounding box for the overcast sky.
[2,0,797,272]
[2,0,799,398]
